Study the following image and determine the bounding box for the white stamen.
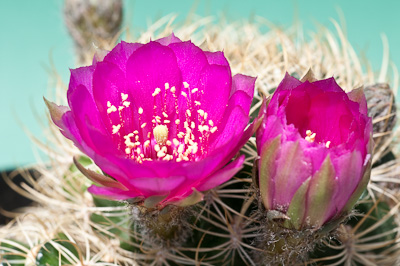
[121,93,128,101]
[112,124,121,134]
[326,141,331,148]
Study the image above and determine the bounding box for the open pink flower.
[46,34,256,207]
[256,73,373,229]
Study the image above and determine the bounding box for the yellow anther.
[157,150,166,158]
[210,126,218,133]
[164,120,171,124]
[153,125,169,144]
[112,124,121,134]
[165,83,170,90]
[175,119,180,125]
[178,144,185,154]
[173,138,180,146]
[194,101,201,106]
[107,105,117,114]
[123,101,130,107]
[181,91,188,98]
[183,82,189,88]
[152,88,161,97]
[191,88,198,93]
[162,112,168,118]
[305,129,316,143]
[170,86,176,93]
[141,122,147,128]
[154,144,160,152]
[121,93,128,101]
[138,107,143,114]
[186,110,191,117]
[325,141,331,148]
[144,140,150,147]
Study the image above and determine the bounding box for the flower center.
[106,82,219,163]
[304,129,331,148]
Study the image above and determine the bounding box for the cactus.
[1,11,400,266]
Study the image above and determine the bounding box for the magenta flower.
[256,73,373,229]
[46,34,256,207]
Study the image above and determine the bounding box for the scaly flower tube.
[256,72,373,229]
[45,34,257,208]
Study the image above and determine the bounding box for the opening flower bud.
[256,72,373,230]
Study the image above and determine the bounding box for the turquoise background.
[1,0,399,170]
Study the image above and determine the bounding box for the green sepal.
[73,156,125,189]
[306,155,336,228]
[284,177,311,229]
[347,86,366,107]
[274,141,303,194]
[171,188,204,207]
[43,97,69,125]
[300,68,317,83]
[259,135,281,210]
[143,194,168,209]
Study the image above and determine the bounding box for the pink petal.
[129,175,186,196]
[88,185,142,200]
[330,150,363,216]
[230,74,256,98]
[204,51,231,75]
[275,72,303,92]
[168,40,209,91]
[312,77,346,93]
[196,155,244,191]
[103,41,143,73]
[155,33,182,46]
[209,105,248,150]
[69,66,96,96]
[273,141,312,207]
[125,42,183,131]
[198,64,232,125]
[67,84,109,150]
[92,60,139,139]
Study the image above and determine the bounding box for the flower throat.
[106,82,218,163]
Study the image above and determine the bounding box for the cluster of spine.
[1,14,400,266]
